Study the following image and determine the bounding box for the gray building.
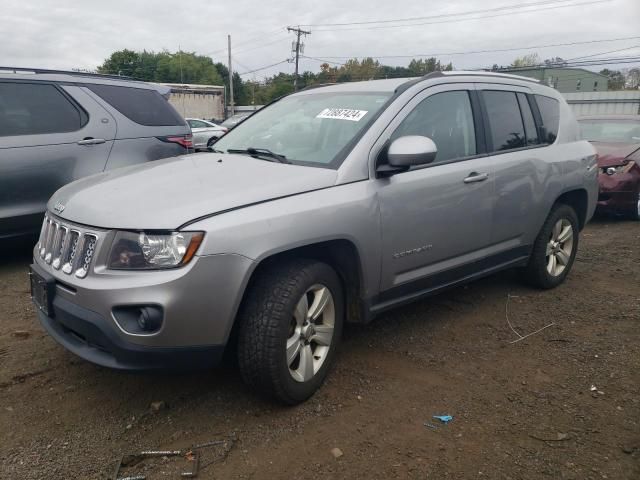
[562,91,640,116]
[161,83,225,121]
[499,67,608,93]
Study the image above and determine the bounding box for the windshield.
[214,91,392,167]
[579,119,640,143]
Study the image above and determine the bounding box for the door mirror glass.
[387,135,438,167]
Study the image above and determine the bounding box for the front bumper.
[596,172,640,215]
[32,251,255,370]
[37,294,224,370]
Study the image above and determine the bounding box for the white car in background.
[186,118,228,150]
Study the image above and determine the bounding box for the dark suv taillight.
[157,134,194,150]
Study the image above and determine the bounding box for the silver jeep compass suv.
[31,71,598,404]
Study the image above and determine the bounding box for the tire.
[521,204,579,289]
[237,259,344,404]
[206,137,219,148]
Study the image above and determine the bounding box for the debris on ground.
[149,401,166,413]
[423,422,439,430]
[12,330,30,339]
[331,447,344,459]
[433,415,453,424]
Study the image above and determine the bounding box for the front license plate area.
[30,266,55,318]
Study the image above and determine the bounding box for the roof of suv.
[297,70,541,95]
[0,66,169,94]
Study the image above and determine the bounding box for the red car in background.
[578,115,640,220]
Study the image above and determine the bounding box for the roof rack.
[299,82,339,91]
[436,70,540,84]
[0,66,135,81]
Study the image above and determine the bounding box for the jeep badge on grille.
[53,201,65,213]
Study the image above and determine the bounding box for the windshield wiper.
[227,147,290,164]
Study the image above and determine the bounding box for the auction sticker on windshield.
[317,108,368,121]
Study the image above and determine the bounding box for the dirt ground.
[1,218,638,480]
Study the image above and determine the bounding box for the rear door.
[375,84,495,299]
[477,85,553,253]
[0,80,115,237]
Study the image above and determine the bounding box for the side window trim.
[0,79,90,137]
[526,93,546,143]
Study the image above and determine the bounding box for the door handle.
[77,138,106,146]
[463,172,489,183]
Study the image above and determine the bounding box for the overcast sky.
[2,0,639,80]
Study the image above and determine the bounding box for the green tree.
[511,53,541,68]
[98,49,223,85]
[599,69,625,90]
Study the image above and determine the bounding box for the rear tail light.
[157,134,193,149]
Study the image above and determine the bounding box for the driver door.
[374,84,495,299]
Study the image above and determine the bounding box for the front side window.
[391,90,476,163]
[214,92,392,167]
[535,95,560,144]
[0,82,86,137]
[483,91,526,152]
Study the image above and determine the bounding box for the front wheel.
[237,259,344,404]
[521,204,579,289]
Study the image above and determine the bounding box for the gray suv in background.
[0,68,193,239]
[31,71,598,404]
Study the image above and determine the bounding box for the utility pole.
[287,26,310,91]
[228,34,234,117]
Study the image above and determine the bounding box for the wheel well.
[248,240,365,324]
[555,189,588,229]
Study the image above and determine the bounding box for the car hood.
[49,154,338,230]
[591,142,640,167]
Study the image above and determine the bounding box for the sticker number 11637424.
[316,108,368,121]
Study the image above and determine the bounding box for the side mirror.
[388,136,437,167]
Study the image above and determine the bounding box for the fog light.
[113,305,163,334]
[137,306,163,332]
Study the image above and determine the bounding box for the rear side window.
[517,93,540,146]
[87,84,184,126]
[392,90,476,163]
[0,82,87,137]
[535,95,560,144]
[483,91,526,151]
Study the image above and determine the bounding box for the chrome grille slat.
[44,221,58,264]
[37,215,99,279]
[52,226,68,270]
[62,230,81,275]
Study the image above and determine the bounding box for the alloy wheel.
[286,284,335,383]
[546,218,574,277]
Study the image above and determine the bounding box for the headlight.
[604,161,635,176]
[108,231,204,270]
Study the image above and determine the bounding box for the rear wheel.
[237,259,344,404]
[521,204,579,289]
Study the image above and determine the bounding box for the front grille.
[38,215,99,279]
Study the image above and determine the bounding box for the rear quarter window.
[87,84,184,126]
[534,95,560,144]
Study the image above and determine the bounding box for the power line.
[299,0,584,27]
[204,28,286,56]
[237,59,290,76]
[307,36,640,60]
[564,44,640,62]
[310,0,611,32]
